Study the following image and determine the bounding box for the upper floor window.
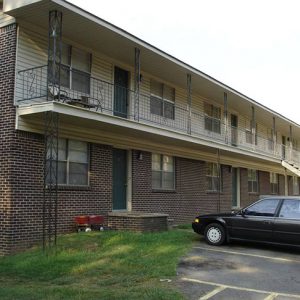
[150,80,175,119]
[292,138,299,151]
[152,153,175,190]
[204,103,221,134]
[206,162,221,192]
[270,172,278,194]
[248,169,258,193]
[61,44,91,94]
[47,138,89,186]
[245,120,257,144]
[267,128,274,151]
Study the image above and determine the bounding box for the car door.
[228,198,280,242]
[273,199,300,246]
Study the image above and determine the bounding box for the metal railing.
[17,65,300,165]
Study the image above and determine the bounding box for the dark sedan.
[192,196,300,246]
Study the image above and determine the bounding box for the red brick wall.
[131,151,232,224]
[0,23,290,255]
[8,141,113,255]
[0,23,115,255]
[240,168,260,207]
[0,24,17,255]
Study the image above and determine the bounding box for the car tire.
[204,223,226,246]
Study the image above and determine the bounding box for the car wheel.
[204,223,225,246]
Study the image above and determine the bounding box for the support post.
[224,92,228,144]
[217,148,221,213]
[289,125,293,162]
[43,112,59,250]
[134,47,141,121]
[272,117,276,155]
[187,74,192,134]
[284,168,288,196]
[251,106,256,148]
[43,10,62,251]
[47,10,62,101]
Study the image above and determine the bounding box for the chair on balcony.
[48,85,102,111]
[48,85,69,101]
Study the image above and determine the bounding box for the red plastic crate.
[74,215,89,225]
[89,215,104,225]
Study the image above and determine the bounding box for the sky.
[70,0,300,124]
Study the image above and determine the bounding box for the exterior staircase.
[282,160,300,176]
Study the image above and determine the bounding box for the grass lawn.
[0,228,196,300]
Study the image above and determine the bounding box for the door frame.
[113,65,130,118]
[230,114,238,146]
[112,148,132,211]
[232,167,240,209]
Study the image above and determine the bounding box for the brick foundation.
[108,212,168,232]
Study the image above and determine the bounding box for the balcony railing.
[17,65,298,164]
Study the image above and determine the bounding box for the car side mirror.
[240,209,246,216]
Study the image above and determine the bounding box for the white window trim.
[57,138,90,186]
[151,154,175,190]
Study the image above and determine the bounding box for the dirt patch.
[179,255,238,271]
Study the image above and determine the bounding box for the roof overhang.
[5,0,300,137]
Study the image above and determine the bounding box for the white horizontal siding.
[0,12,15,28]
[91,54,112,83]
[15,27,48,103]
[12,25,284,157]
[17,27,48,70]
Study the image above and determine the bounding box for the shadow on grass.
[0,230,196,300]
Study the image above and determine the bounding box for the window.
[47,138,89,186]
[248,169,258,193]
[152,154,175,190]
[293,176,299,195]
[204,103,221,134]
[245,120,257,144]
[267,128,274,151]
[49,43,91,94]
[244,198,280,217]
[270,172,278,194]
[279,199,300,219]
[292,138,299,151]
[150,80,175,119]
[206,163,221,192]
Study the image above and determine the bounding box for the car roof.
[259,195,300,200]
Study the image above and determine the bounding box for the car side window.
[279,200,300,219]
[244,199,280,217]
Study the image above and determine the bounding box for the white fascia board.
[3,0,42,12]
[17,101,281,164]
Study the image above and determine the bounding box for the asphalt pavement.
[176,239,300,300]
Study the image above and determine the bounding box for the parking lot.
[176,239,300,300]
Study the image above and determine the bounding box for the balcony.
[16,65,297,165]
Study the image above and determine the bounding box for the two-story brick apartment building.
[1,0,300,255]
